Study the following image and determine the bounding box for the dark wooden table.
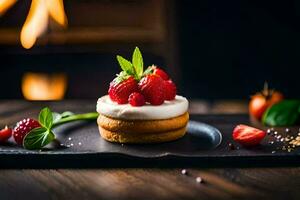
[0,100,299,200]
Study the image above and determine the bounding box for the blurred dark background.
[0,0,299,100]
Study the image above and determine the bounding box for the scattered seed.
[285,128,290,133]
[282,146,286,150]
[272,151,276,154]
[277,135,281,139]
[196,177,203,183]
[78,142,82,146]
[68,137,72,141]
[274,131,278,135]
[228,143,235,150]
[70,143,74,146]
[181,169,188,175]
[269,141,274,144]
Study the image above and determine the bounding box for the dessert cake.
[96,47,189,143]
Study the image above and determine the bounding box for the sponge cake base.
[97,112,189,143]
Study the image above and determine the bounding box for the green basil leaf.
[52,112,62,124]
[116,55,134,75]
[132,47,143,78]
[23,127,55,150]
[262,100,300,126]
[38,107,53,129]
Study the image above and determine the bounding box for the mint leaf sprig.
[116,47,144,81]
[23,107,98,150]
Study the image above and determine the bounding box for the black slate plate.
[0,114,299,168]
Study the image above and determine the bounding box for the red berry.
[128,92,145,107]
[232,124,266,147]
[153,66,169,80]
[164,80,177,100]
[13,118,40,145]
[0,126,12,143]
[108,76,138,104]
[138,74,165,105]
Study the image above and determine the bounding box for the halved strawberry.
[108,76,138,104]
[138,74,165,105]
[0,126,12,143]
[164,80,177,100]
[232,124,266,146]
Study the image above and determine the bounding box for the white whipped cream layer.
[96,95,189,120]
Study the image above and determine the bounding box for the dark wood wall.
[0,0,299,99]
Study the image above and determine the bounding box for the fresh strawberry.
[108,76,138,104]
[164,80,177,100]
[128,92,145,107]
[145,65,169,80]
[0,126,12,143]
[153,67,169,80]
[138,74,165,105]
[232,124,266,146]
[13,118,40,145]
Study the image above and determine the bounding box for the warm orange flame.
[20,0,68,49]
[0,0,16,16]
[45,0,68,27]
[22,72,67,100]
[20,0,49,49]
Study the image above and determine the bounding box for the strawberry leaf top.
[143,64,155,76]
[116,47,144,81]
[113,71,131,84]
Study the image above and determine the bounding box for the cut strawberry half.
[232,124,266,146]
[0,126,12,143]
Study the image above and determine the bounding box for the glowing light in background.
[0,0,68,49]
[22,72,67,100]
[0,0,16,16]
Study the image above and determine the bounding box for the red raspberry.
[138,74,165,105]
[153,66,169,80]
[128,92,145,107]
[13,118,40,145]
[164,80,177,100]
[0,126,12,143]
[108,76,138,104]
